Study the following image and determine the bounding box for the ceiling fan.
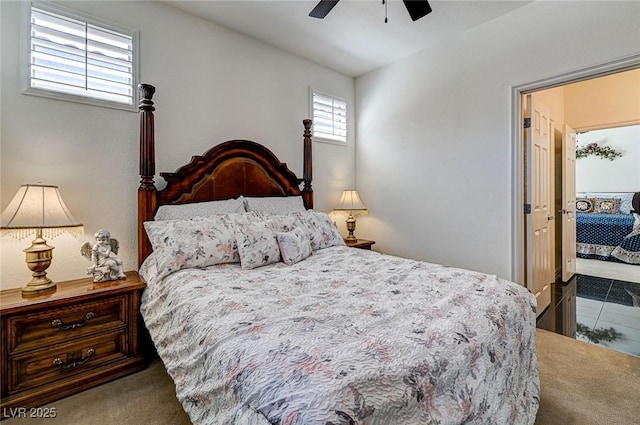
[309,0,432,22]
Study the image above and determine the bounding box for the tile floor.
[576,257,640,284]
[575,274,640,357]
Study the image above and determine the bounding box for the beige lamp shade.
[335,190,367,212]
[1,184,83,238]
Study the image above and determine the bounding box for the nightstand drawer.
[7,330,128,395]
[7,295,127,354]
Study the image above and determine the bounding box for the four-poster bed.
[136,84,540,425]
[137,84,314,267]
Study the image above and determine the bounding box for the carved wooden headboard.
[137,84,313,266]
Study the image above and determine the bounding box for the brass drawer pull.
[51,312,95,330]
[52,348,96,370]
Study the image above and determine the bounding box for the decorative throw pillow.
[276,226,312,265]
[235,219,281,269]
[265,214,300,233]
[575,198,594,213]
[593,198,621,214]
[144,214,244,279]
[154,197,245,220]
[587,192,634,214]
[292,210,345,251]
[244,196,306,215]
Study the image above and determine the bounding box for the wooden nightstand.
[345,239,376,250]
[0,271,146,412]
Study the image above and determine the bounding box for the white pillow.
[587,193,634,214]
[244,196,306,215]
[144,214,248,279]
[276,226,312,266]
[154,197,245,220]
[235,219,281,270]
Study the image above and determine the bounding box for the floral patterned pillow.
[235,219,282,269]
[263,214,299,232]
[292,210,345,251]
[144,213,255,279]
[276,226,313,265]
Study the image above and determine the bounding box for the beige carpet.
[534,329,639,425]
[4,329,639,424]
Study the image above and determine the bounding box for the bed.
[136,84,540,425]
[576,193,640,264]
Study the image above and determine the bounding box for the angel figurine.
[81,229,126,282]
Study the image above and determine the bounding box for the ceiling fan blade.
[309,0,340,19]
[403,0,432,21]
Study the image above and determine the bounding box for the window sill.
[312,136,347,146]
[22,88,138,113]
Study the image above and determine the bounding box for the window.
[311,90,347,143]
[24,2,138,110]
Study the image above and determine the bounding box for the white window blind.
[26,3,137,108]
[312,91,347,143]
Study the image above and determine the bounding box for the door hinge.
[523,118,531,129]
[524,204,531,214]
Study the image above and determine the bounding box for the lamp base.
[345,213,357,241]
[22,277,56,295]
[21,231,56,295]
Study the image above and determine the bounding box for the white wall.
[0,0,355,290]
[355,1,640,281]
[576,125,640,193]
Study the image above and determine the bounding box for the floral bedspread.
[140,246,539,425]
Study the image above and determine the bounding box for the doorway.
[513,55,640,357]
[511,53,640,288]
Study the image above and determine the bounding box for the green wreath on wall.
[576,143,623,160]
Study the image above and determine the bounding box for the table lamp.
[1,184,83,295]
[334,189,367,241]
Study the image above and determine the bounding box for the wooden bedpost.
[302,119,313,209]
[138,84,157,267]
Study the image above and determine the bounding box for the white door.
[562,125,577,282]
[525,93,553,316]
